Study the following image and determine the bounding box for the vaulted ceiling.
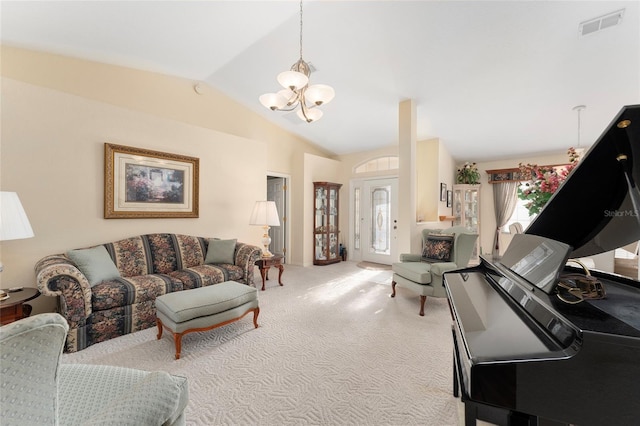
[2,1,639,160]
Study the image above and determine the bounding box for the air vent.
[579,9,624,36]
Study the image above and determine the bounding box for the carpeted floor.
[62,261,460,425]
[356,261,392,271]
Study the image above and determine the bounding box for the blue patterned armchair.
[391,226,478,316]
[0,313,189,425]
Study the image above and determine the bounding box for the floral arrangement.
[517,147,579,216]
[456,162,480,184]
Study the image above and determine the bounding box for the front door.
[361,178,398,265]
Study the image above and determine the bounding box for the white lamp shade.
[277,88,297,106]
[249,201,280,227]
[305,84,335,106]
[259,92,288,110]
[297,108,323,123]
[0,192,34,241]
[277,70,309,91]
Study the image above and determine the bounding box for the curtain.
[492,181,519,259]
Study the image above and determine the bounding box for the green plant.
[456,162,480,184]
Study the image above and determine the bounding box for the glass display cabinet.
[314,182,342,265]
[453,184,481,263]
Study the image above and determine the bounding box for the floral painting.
[104,143,199,218]
[125,165,184,203]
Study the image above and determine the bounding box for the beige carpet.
[356,261,392,271]
[62,261,459,425]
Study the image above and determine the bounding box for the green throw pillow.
[205,238,237,264]
[66,245,121,286]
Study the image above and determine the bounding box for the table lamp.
[249,201,280,257]
[1,192,35,300]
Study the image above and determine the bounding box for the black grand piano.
[444,105,640,426]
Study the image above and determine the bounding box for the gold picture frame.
[104,143,199,219]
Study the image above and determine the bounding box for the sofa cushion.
[392,262,433,284]
[156,281,257,324]
[205,238,237,264]
[66,246,121,286]
[422,233,454,263]
[169,264,244,290]
[146,234,180,274]
[105,236,150,277]
[91,274,182,311]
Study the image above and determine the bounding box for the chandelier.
[259,0,334,123]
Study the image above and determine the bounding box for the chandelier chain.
[299,0,304,60]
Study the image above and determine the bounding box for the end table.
[0,287,40,325]
[255,254,284,291]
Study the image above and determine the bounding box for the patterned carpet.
[62,261,459,425]
[356,261,393,271]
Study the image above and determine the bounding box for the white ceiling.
[2,1,639,160]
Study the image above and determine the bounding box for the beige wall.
[413,139,456,253]
[0,46,338,314]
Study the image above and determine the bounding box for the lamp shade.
[277,70,309,91]
[297,108,323,123]
[249,201,280,227]
[259,92,288,110]
[305,84,335,106]
[0,192,34,241]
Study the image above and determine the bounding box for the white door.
[267,177,286,259]
[361,178,398,264]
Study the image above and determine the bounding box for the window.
[504,183,535,232]
[354,156,399,174]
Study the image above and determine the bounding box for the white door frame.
[267,172,290,264]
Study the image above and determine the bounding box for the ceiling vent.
[579,9,625,36]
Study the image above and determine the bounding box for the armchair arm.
[234,242,262,285]
[399,253,422,262]
[35,255,92,324]
[429,262,462,276]
[82,370,182,426]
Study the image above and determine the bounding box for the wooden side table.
[0,287,40,325]
[255,254,284,291]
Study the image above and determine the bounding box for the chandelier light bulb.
[277,70,309,91]
[305,84,335,106]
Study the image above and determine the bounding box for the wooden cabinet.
[453,184,481,263]
[314,182,342,265]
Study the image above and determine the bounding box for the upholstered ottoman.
[156,281,259,359]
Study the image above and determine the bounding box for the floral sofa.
[35,233,262,352]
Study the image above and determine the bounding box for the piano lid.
[526,105,640,259]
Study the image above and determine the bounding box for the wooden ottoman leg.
[156,318,163,339]
[253,306,260,328]
[175,332,183,360]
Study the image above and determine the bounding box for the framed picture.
[104,143,199,218]
[440,183,447,201]
[446,190,453,207]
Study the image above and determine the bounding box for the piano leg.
[453,354,460,397]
